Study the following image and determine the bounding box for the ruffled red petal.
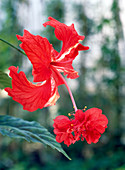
[5,66,59,112]
[51,69,64,86]
[44,17,89,79]
[84,108,108,125]
[55,133,74,147]
[53,115,75,146]
[56,134,64,143]
[16,30,52,82]
[43,17,88,62]
[53,115,71,131]
[51,59,79,79]
[83,108,108,144]
[63,133,74,147]
[58,44,89,79]
[75,109,85,122]
[53,108,108,146]
[51,47,59,62]
[84,130,101,144]
[60,43,89,63]
[44,77,60,107]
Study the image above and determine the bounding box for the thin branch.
[0,38,26,56]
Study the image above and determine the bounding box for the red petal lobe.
[17,30,52,82]
[43,17,86,61]
[5,66,58,112]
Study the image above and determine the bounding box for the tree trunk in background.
[111,0,124,132]
[75,3,94,109]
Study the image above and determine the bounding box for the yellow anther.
[85,106,87,108]
[83,125,85,129]
[68,113,71,116]
[73,106,75,108]
[83,108,86,111]
[71,124,74,127]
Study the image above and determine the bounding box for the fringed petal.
[43,17,89,62]
[5,66,59,112]
[17,30,52,82]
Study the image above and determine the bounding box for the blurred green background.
[0,0,125,169]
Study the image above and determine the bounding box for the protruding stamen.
[83,125,85,130]
[68,110,75,116]
[83,105,88,111]
[71,124,74,127]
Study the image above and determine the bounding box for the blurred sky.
[17,0,125,35]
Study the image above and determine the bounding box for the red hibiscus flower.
[53,115,77,147]
[5,17,89,112]
[74,108,108,144]
[53,108,108,146]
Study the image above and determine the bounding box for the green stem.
[0,38,26,56]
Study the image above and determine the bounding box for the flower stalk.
[52,65,78,112]
[59,73,78,112]
[0,38,26,56]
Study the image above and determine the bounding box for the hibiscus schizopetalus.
[53,108,108,147]
[5,17,89,112]
[4,17,108,148]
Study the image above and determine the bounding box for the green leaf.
[0,71,12,89]
[0,115,71,160]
